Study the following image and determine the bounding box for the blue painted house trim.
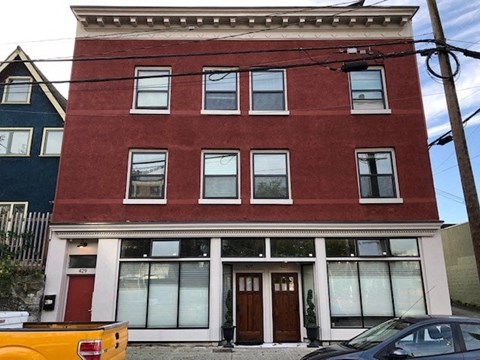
[0,47,66,214]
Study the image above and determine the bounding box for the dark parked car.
[301,315,480,359]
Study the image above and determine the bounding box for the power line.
[1,47,434,87]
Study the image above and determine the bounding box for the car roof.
[400,315,480,323]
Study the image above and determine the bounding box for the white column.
[315,237,331,341]
[420,232,452,314]
[91,238,121,321]
[41,230,69,322]
[209,237,223,341]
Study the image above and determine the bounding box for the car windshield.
[345,318,412,350]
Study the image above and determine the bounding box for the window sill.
[248,110,290,116]
[359,198,404,204]
[130,109,170,115]
[250,199,293,205]
[39,154,60,157]
[198,199,241,205]
[201,110,240,115]
[351,109,392,115]
[123,199,167,205]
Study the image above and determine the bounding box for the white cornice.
[71,6,418,40]
[50,221,441,239]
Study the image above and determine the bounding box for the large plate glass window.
[0,128,32,156]
[250,70,286,111]
[202,152,239,199]
[127,151,167,200]
[203,69,238,111]
[132,68,170,111]
[252,152,289,199]
[2,76,32,104]
[357,150,398,199]
[326,237,425,328]
[349,68,387,110]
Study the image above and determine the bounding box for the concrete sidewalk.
[127,343,315,360]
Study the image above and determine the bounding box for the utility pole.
[427,0,480,279]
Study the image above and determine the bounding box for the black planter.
[306,325,320,347]
[222,325,235,348]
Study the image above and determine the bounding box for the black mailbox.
[43,294,56,311]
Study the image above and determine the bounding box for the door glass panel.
[253,277,260,291]
[246,277,252,291]
[239,277,245,291]
[289,276,295,291]
[394,324,454,357]
[281,277,287,291]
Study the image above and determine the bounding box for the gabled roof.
[0,46,66,121]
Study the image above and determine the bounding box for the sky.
[1,0,479,225]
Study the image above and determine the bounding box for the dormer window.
[2,76,33,104]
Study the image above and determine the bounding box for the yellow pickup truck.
[0,321,128,360]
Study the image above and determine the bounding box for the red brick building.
[43,6,451,343]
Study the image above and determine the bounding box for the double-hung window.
[2,76,32,104]
[131,67,171,114]
[124,150,167,204]
[349,67,390,114]
[356,149,402,204]
[251,151,292,204]
[0,128,32,156]
[40,128,63,156]
[250,70,288,114]
[200,151,240,204]
[202,68,239,114]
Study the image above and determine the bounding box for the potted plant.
[305,289,320,347]
[221,289,235,348]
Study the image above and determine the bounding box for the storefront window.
[117,261,210,328]
[221,238,265,257]
[328,260,425,328]
[271,238,315,257]
[120,238,210,258]
[326,238,419,257]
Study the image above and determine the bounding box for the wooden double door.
[235,272,300,344]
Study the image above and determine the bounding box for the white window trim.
[201,67,240,115]
[349,66,390,115]
[1,76,33,104]
[199,150,241,204]
[355,148,403,204]
[249,69,289,114]
[124,149,168,204]
[40,128,63,157]
[0,127,33,156]
[250,150,293,205]
[130,67,171,114]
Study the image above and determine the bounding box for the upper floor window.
[1,77,32,104]
[41,128,63,156]
[200,151,240,204]
[251,151,292,204]
[131,67,170,114]
[202,68,239,114]
[356,149,402,204]
[124,150,167,204]
[0,128,32,156]
[349,68,390,114]
[250,70,288,114]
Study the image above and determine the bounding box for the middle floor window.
[200,151,240,203]
[251,151,292,204]
[125,150,167,203]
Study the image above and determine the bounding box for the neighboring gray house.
[441,222,480,308]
